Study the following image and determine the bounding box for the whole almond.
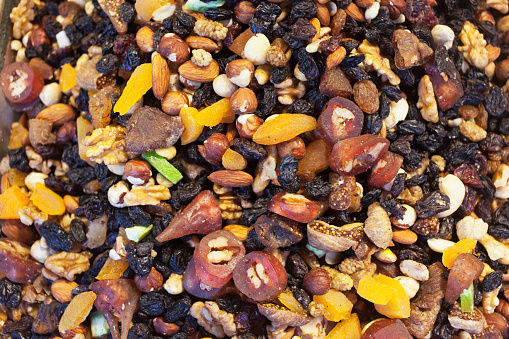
[51,279,79,303]
[315,1,330,26]
[345,2,366,22]
[326,46,346,69]
[178,60,220,83]
[392,229,418,244]
[185,36,219,52]
[152,53,171,100]
[1,219,39,245]
[36,104,76,126]
[162,91,189,116]
[207,170,254,187]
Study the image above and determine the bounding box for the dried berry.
[39,220,75,252]
[70,219,87,244]
[125,242,154,277]
[415,191,451,218]
[96,54,118,73]
[9,148,31,173]
[278,154,302,193]
[0,278,22,308]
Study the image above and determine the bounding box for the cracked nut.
[226,59,255,87]
[236,114,264,139]
[124,159,152,185]
[162,91,189,116]
[199,133,229,166]
[158,33,190,65]
[230,88,258,115]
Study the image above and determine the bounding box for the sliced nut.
[178,60,220,83]
[158,33,190,64]
[185,36,219,52]
[36,103,75,126]
[162,91,189,116]
[400,260,429,281]
[236,114,264,139]
[226,59,255,87]
[207,170,254,187]
[136,26,155,53]
[152,53,170,100]
[51,279,78,303]
[124,159,152,185]
[230,88,258,115]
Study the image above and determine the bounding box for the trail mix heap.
[1,0,509,337]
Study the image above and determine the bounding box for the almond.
[152,53,171,100]
[315,1,330,26]
[36,103,76,126]
[1,219,39,245]
[185,36,219,52]
[345,2,366,22]
[326,46,347,69]
[158,33,190,65]
[392,229,418,245]
[136,26,155,53]
[51,279,79,303]
[207,170,254,187]
[162,91,189,116]
[178,60,220,83]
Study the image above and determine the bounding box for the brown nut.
[199,133,230,166]
[158,33,190,65]
[29,28,50,48]
[234,1,255,24]
[226,59,255,87]
[230,88,258,115]
[136,26,155,53]
[36,103,76,126]
[162,91,189,115]
[1,219,39,245]
[60,323,87,339]
[496,59,509,82]
[135,267,164,293]
[380,0,407,19]
[355,0,374,8]
[56,120,77,144]
[153,317,180,336]
[475,10,496,26]
[152,53,170,100]
[316,1,330,26]
[51,279,79,303]
[124,159,152,185]
[236,113,264,139]
[64,195,79,213]
[344,2,365,22]
[185,36,219,52]
[302,268,332,295]
[277,137,306,159]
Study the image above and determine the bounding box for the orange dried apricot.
[8,168,28,187]
[135,0,174,22]
[31,183,65,215]
[325,313,361,339]
[313,289,353,322]
[180,107,204,145]
[8,123,29,150]
[358,274,410,319]
[442,238,477,269]
[0,185,29,219]
[59,291,97,332]
[222,148,247,170]
[194,98,234,127]
[96,257,130,280]
[114,63,152,115]
[253,114,317,145]
[60,63,77,92]
[77,116,94,161]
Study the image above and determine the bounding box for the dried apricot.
[313,289,353,322]
[96,257,130,280]
[358,274,410,319]
[325,313,361,339]
[135,0,174,22]
[194,98,234,127]
[8,123,29,150]
[59,291,97,332]
[0,185,29,219]
[60,63,77,92]
[442,238,477,269]
[253,114,317,145]
[31,182,65,215]
[180,107,204,145]
[114,63,152,115]
[8,168,28,187]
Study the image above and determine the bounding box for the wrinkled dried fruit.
[253,114,317,145]
[254,213,303,248]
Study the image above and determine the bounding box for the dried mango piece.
[194,98,234,127]
[253,114,317,145]
[114,63,152,115]
[59,291,97,332]
[31,183,65,215]
[60,64,77,92]
[0,185,29,219]
[96,257,130,280]
[180,107,204,145]
[135,0,174,22]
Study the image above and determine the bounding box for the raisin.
[120,46,140,71]
[255,85,277,118]
[168,246,193,274]
[278,154,302,193]
[170,183,202,210]
[482,271,503,292]
[379,196,406,217]
[127,323,150,339]
[125,242,153,277]
[287,99,314,116]
[391,173,407,198]
[0,278,22,309]
[233,138,267,162]
[345,67,370,81]
[64,24,83,46]
[74,194,110,220]
[73,12,94,33]
[164,296,191,323]
[244,227,266,250]
[364,113,383,135]
[339,54,365,68]
[286,253,308,279]
[361,188,382,207]
[216,293,242,313]
[43,16,62,39]
[241,208,268,227]
[297,48,319,80]
[70,219,87,244]
[171,10,196,38]
[270,66,289,84]
[304,179,332,200]
[118,2,136,22]
[9,147,31,173]
[138,292,172,316]
[290,0,317,21]
[415,190,451,218]
[291,18,317,40]
[67,167,96,185]
[44,175,83,195]
[39,221,75,252]
[128,206,152,227]
[96,54,118,73]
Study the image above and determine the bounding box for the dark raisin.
[70,219,87,244]
[234,303,265,333]
[43,16,62,39]
[67,167,96,185]
[255,85,277,118]
[44,175,83,195]
[39,220,75,252]
[204,8,233,20]
[128,206,152,227]
[125,242,154,276]
[297,48,319,80]
[364,113,383,135]
[391,173,407,198]
[270,66,289,84]
[482,271,503,292]
[170,183,202,210]
[120,46,140,71]
[485,86,507,117]
[287,99,314,116]
[0,278,22,309]
[244,227,265,250]
[71,285,89,298]
[345,67,370,81]
[138,292,172,316]
[278,154,301,193]
[304,179,332,200]
[378,92,391,119]
[216,293,242,313]
[164,296,191,323]
[414,190,451,218]
[119,2,136,23]
[127,323,150,339]
[192,83,213,108]
[291,287,310,309]
[290,0,317,21]
[63,24,83,46]
[398,244,430,265]
[339,54,365,68]
[398,120,426,135]
[361,188,382,207]
[171,10,196,38]
[286,253,308,279]
[379,196,406,217]
[9,147,31,173]
[168,246,193,274]
[96,54,118,73]
[73,12,94,33]
[291,18,317,40]
[234,138,267,162]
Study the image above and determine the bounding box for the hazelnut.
[134,267,164,292]
[198,133,229,166]
[277,137,306,159]
[226,59,255,87]
[234,1,255,24]
[230,88,258,115]
[51,279,79,303]
[213,74,238,97]
[162,91,189,115]
[124,160,152,185]
[236,113,263,139]
[153,317,180,336]
[136,26,155,53]
[158,33,190,65]
[496,59,509,82]
[302,268,331,295]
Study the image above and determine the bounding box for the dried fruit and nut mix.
[2,0,509,337]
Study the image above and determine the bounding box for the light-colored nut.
[235,1,255,24]
[24,172,48,191]
[164,273,184,295]
[213,74,238,97]
[36,103,75,126]
[45,251,93,281]
[191,49,212,67]
[456,216,489,241]
[384,97,409,128]
[226,59,255,87]
[243,34,271,65]
[394,276,420,299]
[391,204,417,228]
[107,181,129,208]
[392,229,418,244]
[51,279,78,303]
[436,174,466,218]
[155,146,177,160]
[364,202,392,249]
[185,36,219,52]
[374,248,397,263]
[400,259,429,281]
[63,195,79,213]
[459,120,487,142]
[431,24,455,50]
[427,238,456,253]
[31,238,53,263]
[480,234,509,264]
[254,64,273,85]
[136,26,155,53]
[179,74,201,89]
[417,75,439,123]
[493,163,509,199]
[151,3,175,22]
[107,163,126,176]
[124,159,152,185]
[458,21,489,69]
[159,33,190,64]
[162,91,189,115]
[39,83,62,106]
[236,114,263,139]
[230,88,257,115]
[364,1,380,20]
